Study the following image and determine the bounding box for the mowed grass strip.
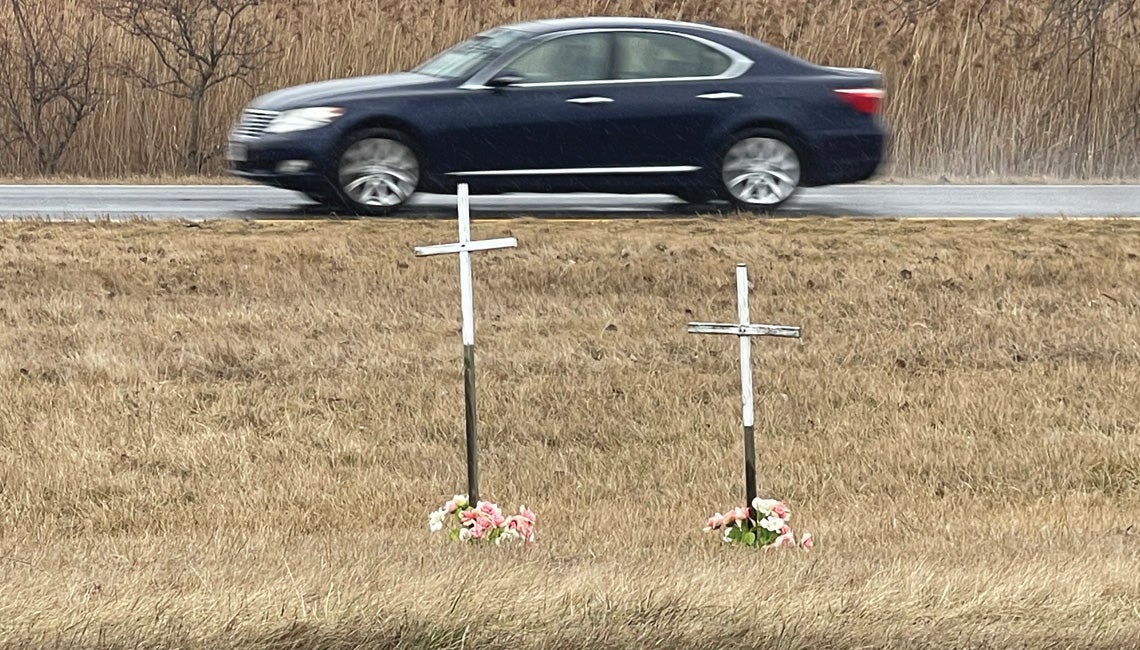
[0,217,1138,649]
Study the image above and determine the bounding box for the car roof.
[507,16,740,37]
[500,17,808,70]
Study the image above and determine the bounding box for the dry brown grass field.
[0,216,1138,648]
[1,0,1139,178]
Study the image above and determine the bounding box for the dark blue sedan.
[226,17,885,215]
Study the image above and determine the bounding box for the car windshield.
[414,28,528,79]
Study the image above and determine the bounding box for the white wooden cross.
[414,183,517,503]
[688,263,800,515]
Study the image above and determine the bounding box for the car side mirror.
[486,74,524,88]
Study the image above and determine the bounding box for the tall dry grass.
[0,217,1138,648]
[0,0,1138,179]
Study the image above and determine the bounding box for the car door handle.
[696,92,743,100]
[566,96,614,104]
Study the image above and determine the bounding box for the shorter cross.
[414,183,517,503]
[688,263,801,516]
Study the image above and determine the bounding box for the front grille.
[232,108,279,139]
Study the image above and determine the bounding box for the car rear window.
[614,32,732,80]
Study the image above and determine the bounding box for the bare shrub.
[979,0,1140,176]
[91,0,278,173]
[0,0,103,175]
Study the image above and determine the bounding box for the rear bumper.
[802,131,885,186]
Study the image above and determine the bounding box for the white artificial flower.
[452,494,469,509]
[458,528,471,541]
[428,509,446,532]
[752,498,779,515]
[759,515,785,532]
[496,529,521,545]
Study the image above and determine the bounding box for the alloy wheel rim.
[338,138,420,207]
[721,137,800,206]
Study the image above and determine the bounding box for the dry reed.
[0,0,1137,179]
[0,216,1138,648]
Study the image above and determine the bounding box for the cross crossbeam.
[415,238,520,257]
[687,323,801,338]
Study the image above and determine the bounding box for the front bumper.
[225,132,336,192]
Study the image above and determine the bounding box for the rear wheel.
[333,128,420,216]
[719,130,801,212]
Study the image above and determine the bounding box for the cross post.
[414,183,517,503]
[687,263,800,516]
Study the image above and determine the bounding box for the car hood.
[249,72,444,110]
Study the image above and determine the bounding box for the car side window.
[504,33,611,83]
[614,32,732,80]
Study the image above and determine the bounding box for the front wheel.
[333,128,420,216]
[719,131,802,212]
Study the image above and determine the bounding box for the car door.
[591,30,753,170]
[440,32,623,183]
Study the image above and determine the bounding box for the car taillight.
[834,88,884,115]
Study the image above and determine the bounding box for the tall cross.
[414,183,517,503]
[688,263,801,516]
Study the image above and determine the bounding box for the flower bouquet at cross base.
[429,494,536,544]
[704,497,813,550]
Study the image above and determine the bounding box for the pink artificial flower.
[459,509,490,537]
[731,506,751,523]
[468,513,495,539]
[705,513,725,531]
[475,501,506,527]
[764,529,795,550]
[778,524,791,536]
[800,533,813,550]
[444,500,533,543]
[504,514,535,542]
[771,502,791,520]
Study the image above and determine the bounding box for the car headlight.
[264,107,345,134]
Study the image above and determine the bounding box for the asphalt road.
[1,184,1139,220]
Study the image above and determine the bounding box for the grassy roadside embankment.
[1,217,1138,648]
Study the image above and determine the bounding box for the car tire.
[718,129,802,212]
[332,128,420,216]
